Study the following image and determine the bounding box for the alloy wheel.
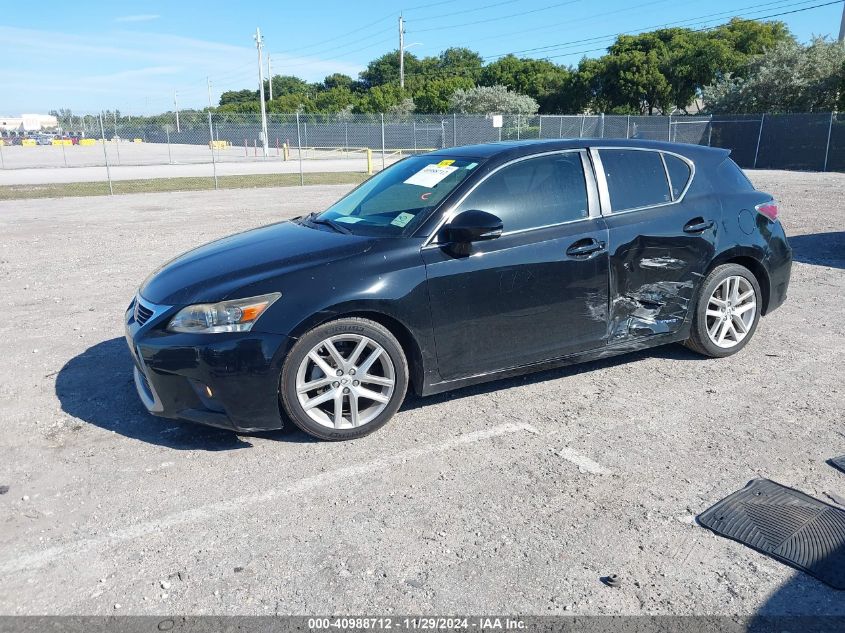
[705,275,757,349]
[295,334,396,429]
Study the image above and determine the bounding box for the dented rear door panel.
[601,189,721,342]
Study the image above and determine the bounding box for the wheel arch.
[705,249,772,315]
[289,308,426,396]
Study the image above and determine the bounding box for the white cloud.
[0,25,365,112]
[114,14,160,23]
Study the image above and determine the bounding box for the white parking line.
[554,446,612,475]
[0,422,538,576]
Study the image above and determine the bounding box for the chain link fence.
[1,111,843,199]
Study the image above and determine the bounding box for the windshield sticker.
[390,212,415,227]
[404,164,459,188]
[465,162,478,170]
[437,159,455,167]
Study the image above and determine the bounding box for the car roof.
[427,138,729,165]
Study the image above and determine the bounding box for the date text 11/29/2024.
[308,617,526,630]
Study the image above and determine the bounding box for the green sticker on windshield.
[390,212,415,227]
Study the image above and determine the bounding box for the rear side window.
[663,154,692,199]
[599,149,671,212]
[718,159,755,192]
[456,152,589,232]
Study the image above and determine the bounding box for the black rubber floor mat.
[829,455,845,474]
[698,479,845,590]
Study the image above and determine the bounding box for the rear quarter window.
[599,149,671,212]
[717,159,755,192]
[663,154,692,199]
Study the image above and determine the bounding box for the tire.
[685,263,762,358]
[280,317,409,441]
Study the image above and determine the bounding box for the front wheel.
[280,317,409,440]
[686,263,762,358]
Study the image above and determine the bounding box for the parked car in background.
[125,139,792,440]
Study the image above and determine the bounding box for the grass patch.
[0,172,368,201]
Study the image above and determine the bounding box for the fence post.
[600,113,605,138]
[626,115,630,139]
[579,115,585,138]
[207,111,218,190]
[517,113,521,140]
[296,111,304,186]
[113,111,121,165]
[0,139,5,169]
[668,114,672,142]
[60,136,68,167]
[98,114,114,196]
[166,125,172,164]
[559,116,564,138]
[707,117,713,147]
[380,113,386,170]
[453,113,458,146]
[753,114,765,169]
[538,116,543,139]
[823,112,834,172]
[413,120,417,153]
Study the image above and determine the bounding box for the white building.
[0,113,59,132]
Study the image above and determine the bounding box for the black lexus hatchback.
[126,139,791,440]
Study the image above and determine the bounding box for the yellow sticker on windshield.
[437,159,455,167]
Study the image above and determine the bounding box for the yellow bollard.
[366,148,373,175]
[283,143,289,161]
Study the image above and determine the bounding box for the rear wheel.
[280,317,408,440]
[686,263,761,358]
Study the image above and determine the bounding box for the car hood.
[140,220,374,305]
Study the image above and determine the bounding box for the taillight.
[755,201,779,221]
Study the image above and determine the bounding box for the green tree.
[480,55,571,112]
[323,73,355,91]
[360,51,422,86]
[265,75,310,99]
[219,89,258,106]
[314,87,359,112]
[412,76,475,113]
[703,37,845,113]
[448,85,539,114]
[355,84,412,113]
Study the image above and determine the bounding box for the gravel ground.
[0,170,843,616]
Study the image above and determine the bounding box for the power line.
[401,0,841,82]
[411,0,587,34]
[408,0,526,23]
[483,0,824,60]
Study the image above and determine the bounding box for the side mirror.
[439,210,503,245]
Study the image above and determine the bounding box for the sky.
[0,0,842,114]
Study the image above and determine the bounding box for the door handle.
[683,218,714,233]
[566,238,606,257]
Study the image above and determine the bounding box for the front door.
[423,150,610,381]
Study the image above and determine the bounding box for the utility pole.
[399,14,405,89]
[839,1,845,42]
[254,27,269,156]
[174,90,181,133]
[268,56,273,100]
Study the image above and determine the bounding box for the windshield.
[312,155,482,236]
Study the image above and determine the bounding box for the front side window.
[315,155,481,236]
[454,152,589,233]
[600,149,671,212]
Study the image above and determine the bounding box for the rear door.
[591,147,718,342]
[423,150,610,381]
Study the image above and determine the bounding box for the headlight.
[167,293,280,333]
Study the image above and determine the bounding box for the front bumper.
[126,298,293,432]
